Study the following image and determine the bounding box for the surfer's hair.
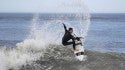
[68,27,73,31]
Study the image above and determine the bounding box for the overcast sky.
[0,0,125,13]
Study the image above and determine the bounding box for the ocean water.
[85,13,125,53]
[0,13,125,70]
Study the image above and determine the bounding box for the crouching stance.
[62,23,76,50]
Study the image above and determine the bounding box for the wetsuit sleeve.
[62,23,67,32]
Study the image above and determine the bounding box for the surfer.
[62,23,76,50]
[62,23,85,60]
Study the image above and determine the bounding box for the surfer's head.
[68,27,73,33]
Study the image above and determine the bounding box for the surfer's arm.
[78,37,84,39]
[71,34,83,40]
[62,23,67,32]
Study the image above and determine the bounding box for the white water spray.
[0,0,91,70]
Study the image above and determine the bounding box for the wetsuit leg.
[72,40,76,50]
[63,41,73,45]
[62,41,76,50]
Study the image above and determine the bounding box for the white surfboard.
[73,38,87,61]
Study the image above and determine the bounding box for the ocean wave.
[0,42,125,70]
[19,45,125,70]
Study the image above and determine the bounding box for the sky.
[0,0,125,13]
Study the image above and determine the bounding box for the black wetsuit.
[62,23,76,50]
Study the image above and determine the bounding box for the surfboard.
[73,38,87,61]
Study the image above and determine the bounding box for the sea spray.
[0,0,91,70]
[0,14,46,70]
